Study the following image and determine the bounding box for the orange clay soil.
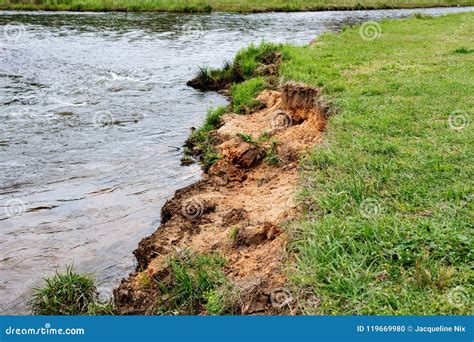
[114,82,329,315]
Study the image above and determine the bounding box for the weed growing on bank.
[155,251,239,314]
[29,265,115,315]
[188,42,283,91]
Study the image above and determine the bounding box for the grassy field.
[279,12,473,314]
[1,0,473,12]
[187,11,473,314]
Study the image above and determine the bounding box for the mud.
[114,82,328,315]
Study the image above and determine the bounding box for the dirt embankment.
[114,82,329,315]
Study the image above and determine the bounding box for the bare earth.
[115,82,328,314]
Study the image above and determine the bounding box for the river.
[0,6,472,314]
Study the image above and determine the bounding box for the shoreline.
[113,12,473,315]
[113,43,331,314]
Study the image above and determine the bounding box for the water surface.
[1,6,472,314]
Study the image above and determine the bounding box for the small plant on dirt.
[29,265,115,315]
[229,226,240,243]
[237,132,257,145]
[155,251,236,314]
[201,144,221,170]
[264,140,281,166]
[258,131,271,142]
[186,106,226,169]
[138,271,153,290]
[204,283,241,315]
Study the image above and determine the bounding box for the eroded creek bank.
[114,82,330,314]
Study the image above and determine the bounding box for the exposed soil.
[114,82,328,315]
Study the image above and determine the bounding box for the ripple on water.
[0,6,473,314]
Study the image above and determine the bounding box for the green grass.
[155,251,238,314]
[231,77,267,113]
[264,140,281,166]
[233,42,284,78]
[29,265,115,315]
[1,0,472,12]
[188,42,283,91]
[183,12,473,315]
[185,106,226,169]
[276,13,473,314]
[186,43,285,168]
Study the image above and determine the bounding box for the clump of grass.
[258,131,271,142]
[201,144,221,170]
[264,140,280,166]
[188,42,283,91]
[29,265,115,315]
[233,42,284,78]
[237,132,257,144]
[137,271,153,290]
[187,106,226,147]
[204,283,241,315]
[188,62,238,91]
[155,251,237,314]
[229,226,240,242]
[453,47,473,54]
[185,106,226,170]
[231,77,266,113]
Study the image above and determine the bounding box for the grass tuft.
[185,106,226,169]
[155,251,238,314]
[29,265,115,315]
[231,77,266,113]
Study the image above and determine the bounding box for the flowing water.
[0,6,472,314]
